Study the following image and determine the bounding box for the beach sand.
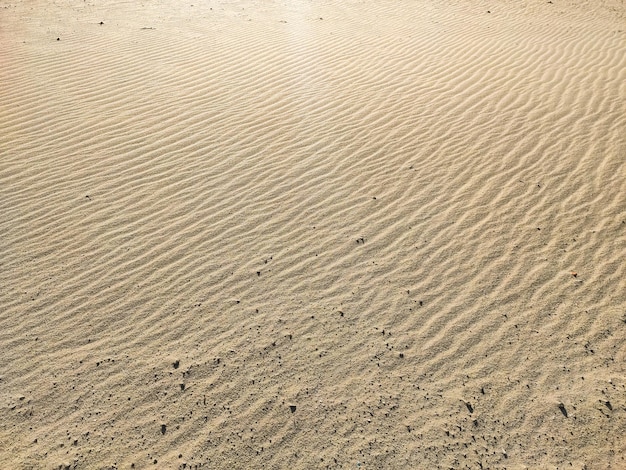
[1,0,625,468]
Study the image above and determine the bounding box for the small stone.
[289,405,297,413]
[161,424,167,434]
[173,360,180,369]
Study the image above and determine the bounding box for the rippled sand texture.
[1,0,625,468]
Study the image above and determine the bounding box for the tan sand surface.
[1,0,625,468]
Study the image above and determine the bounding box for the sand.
[1,0,625,468]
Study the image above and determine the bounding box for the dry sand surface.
[1,0,625,468]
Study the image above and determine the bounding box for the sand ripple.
[1,0,625,468]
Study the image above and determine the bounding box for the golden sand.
[1,0,625,468]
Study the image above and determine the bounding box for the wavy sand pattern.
[1,0,625,468]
